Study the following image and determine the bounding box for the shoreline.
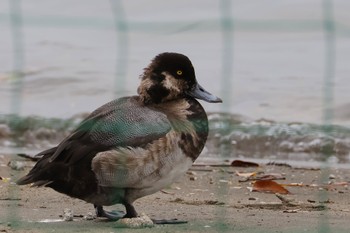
[1,156,349,233]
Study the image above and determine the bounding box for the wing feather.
[49,96,171,164]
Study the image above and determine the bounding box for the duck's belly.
[126,147,193,202]
[91,133,195,205]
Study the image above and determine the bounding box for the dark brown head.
[138,52,222,104]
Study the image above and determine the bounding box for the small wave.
[0,114,85,149]
[207,113,350,164]
[0,113,350,164]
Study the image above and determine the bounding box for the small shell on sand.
[115,213,154,228]
[63,208,74,221]
[83,212,95,220]
[8,160,26,170]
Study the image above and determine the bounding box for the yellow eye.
[176,70,183,75]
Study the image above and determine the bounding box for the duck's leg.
[95,203,187,224]
[124,203,187,224]
[123,202,138,218]
[123,202,187,224]
[94,205,125,220]
[94,202,138,220]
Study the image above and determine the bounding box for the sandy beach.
[1,155,349,233]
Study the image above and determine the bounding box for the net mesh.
[1,0,349,232]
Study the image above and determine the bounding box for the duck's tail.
[16,147,59,186]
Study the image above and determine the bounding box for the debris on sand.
[114,213,154,228]
[236,171,286,182]
[63,208,74,221]
[0,177,10,182]
[266,161,292,168]
[275,193,325,210]
[171,197,225,206]
[231,160,259,167]
[83,212,95,220]
[252,180,290,194]
[7,160,26,170]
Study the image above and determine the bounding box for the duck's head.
[138,52,222,104]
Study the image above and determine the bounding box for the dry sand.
[1,156,350,233]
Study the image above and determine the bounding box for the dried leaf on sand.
[237,172,285,182]
[231,160,259,167]
[252,180,290,194]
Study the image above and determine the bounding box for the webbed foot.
[94,204,187,224]
[94,205,125,221]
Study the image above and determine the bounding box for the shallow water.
[1,0,350,125]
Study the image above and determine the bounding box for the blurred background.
[1,0,350,166]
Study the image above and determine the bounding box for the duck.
[17,52,222,224]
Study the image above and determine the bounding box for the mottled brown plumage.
[17,52,222,223]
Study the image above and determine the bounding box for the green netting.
[1,0,348,232]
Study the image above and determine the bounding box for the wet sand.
[1,156,350,233]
